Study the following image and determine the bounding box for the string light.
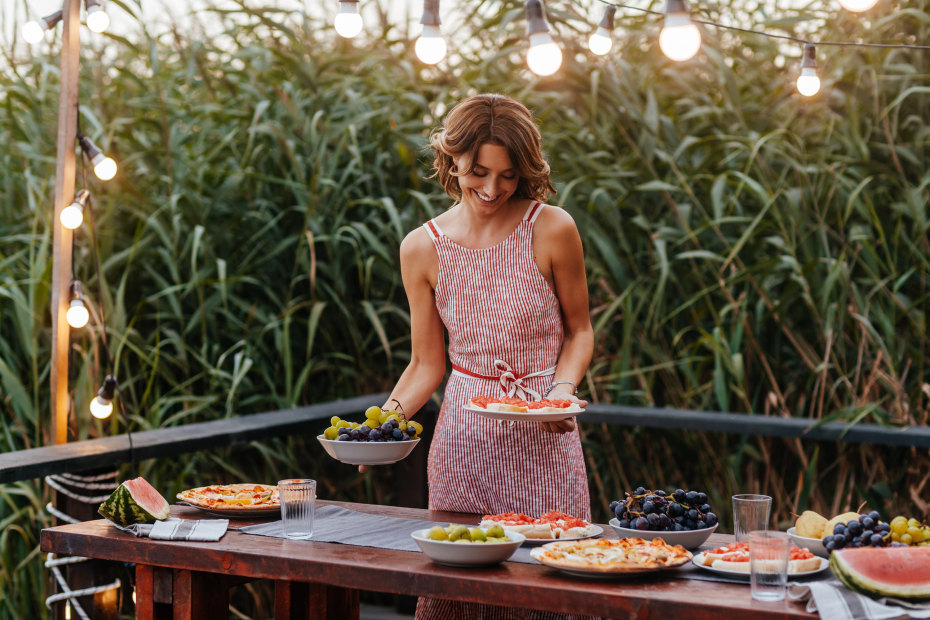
[415,0,446,65]
[90,375,117,420]
[84,0,110,34]
[334,0,363,38]
[60,189,89,230]
[66,281,90,329]
[588,5,616,56]
[796,43,821,96]
[78,134,117,181]
[838,0,879,12]
[659,0,701,61]
[22,10,63,44]
[525,0,562,76]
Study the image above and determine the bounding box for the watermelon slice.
[98,477,170,527]
[830,546,930,599]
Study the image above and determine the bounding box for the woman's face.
[454,143,519,212]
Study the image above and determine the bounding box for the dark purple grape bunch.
[822,510,898,553]
[609,487,719,532]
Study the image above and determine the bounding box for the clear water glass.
[732,494,772,542]
[278,479,316,540]
[749,530,790,601]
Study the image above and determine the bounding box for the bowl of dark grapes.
[317,407,423,466]
[609,487,719,550]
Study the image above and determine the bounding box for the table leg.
[274,581,359,620]
[135,565,156,620]
[172,570,235,620]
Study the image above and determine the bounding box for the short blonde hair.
[429,94,556,202]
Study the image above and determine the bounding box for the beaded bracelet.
[543,381,577,399]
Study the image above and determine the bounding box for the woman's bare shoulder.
[535,204,579,236]
[400,226,437,266]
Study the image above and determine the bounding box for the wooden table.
[40,500,816,620]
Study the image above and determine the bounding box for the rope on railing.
[45,471,123,618]
[45,473,115,503]
[45,553,120,620]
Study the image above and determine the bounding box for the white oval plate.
[691,553,830,579]
[463,406,584,423]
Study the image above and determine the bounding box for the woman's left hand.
[539,390,587,434]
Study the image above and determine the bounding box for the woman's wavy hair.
[428,94,556,203]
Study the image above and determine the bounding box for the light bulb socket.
[665,0,690,16]
[525,0,551,36]
[78,134,103,160]
[420,0,441,26]
[97,375,118,402]
[70,280,85,301]
[72,189,90,210]
[801,43,817,69]
[42,10,64,29]
[338,0,359,9]
[85,0,102,8]
[598,5,616,30]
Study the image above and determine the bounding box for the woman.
[382,94,594,619]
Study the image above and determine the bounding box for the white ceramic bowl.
[609,518,717,550]
[787,527,828,557]
[411,528,525,567]
[317,435,420,465]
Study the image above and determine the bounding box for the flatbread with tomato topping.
[530,537,692,573]
[177,483,279,511]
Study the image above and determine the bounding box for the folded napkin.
[789,579,930,620]
[108,517,229,541]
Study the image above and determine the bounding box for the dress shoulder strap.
[423,219,445,241]
[523,201,545,223]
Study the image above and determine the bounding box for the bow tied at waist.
[451,359,556,401]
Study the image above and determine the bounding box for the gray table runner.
[239,505,831,583]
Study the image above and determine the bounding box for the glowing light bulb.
[588,28,612,55]
[659,0,701,61]
[796,69,820,96]
[60,190,89,229]
[797,43,821,97]
[838,0,879,11]
[67,300,90,328]
[527,33,562,75]
[22,21,45,44]
[60,204,83,229]
[334,1,363,38]
[22,11,62,44]
[415,25,447,64]
[90,395,113,419]
[588,5,616,56]
[86,6,110,33]
[90,375,118,420]
[93,155,117,180]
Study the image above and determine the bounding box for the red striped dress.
[416,202,593,620]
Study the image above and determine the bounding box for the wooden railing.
[3,395,928,484]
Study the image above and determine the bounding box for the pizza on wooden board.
[479,511,600,540]
[700,541,820,573]
[468,395,583,414]
[530,537,692,573]
[177,483,279,511]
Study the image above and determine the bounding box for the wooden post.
[50,0,81,445]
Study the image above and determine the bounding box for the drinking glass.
[278,479,316,540]
[732,494,772,542]
[749,530,790,601]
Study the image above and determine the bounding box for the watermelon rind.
[830,547,930,600]
[98,477,170,527]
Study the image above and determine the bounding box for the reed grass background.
[1,0,928,617]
